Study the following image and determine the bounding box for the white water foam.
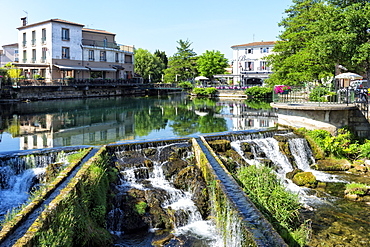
[0,167,45,217]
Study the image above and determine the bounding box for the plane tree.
[196,50,229,81]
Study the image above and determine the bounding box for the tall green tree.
[267,0,370,85]
[163,39,198,83]
[197,50,229,80]
[154,50,168,69]
[134,48,165,83]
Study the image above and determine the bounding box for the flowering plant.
[274,85,291,94]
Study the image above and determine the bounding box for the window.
[115,53,119,63]
[62,47,70,59]
[22,33,27,47]
[32,31,36,46]
[32,49,36,63]
[62,28,70,40]
[245,61,254,71]
[103,38,107,48]
[88,50,94,61]
[260,61,268,70]
[100,51,106,61]
[41,48,47,63]
[15,50,19,54]
[41,28,46,44]
[245,48,253,54]
[260,47,269,53]
[23,50,27,63]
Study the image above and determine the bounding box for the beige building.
[15,18,134,82]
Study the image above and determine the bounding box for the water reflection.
[0,94,277,153]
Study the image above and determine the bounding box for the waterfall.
[0,167,45,218]
[231,134,344,201]
[108,143,222,246]
[288,138,343,183]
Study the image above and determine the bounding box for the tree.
[163,39,198,83]
[154,50,168,69]
[267,0,370,85]
[197,50,229,81]
[134,48,165,83]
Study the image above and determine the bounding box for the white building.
[0,43,19,67]
[231,41,276,85]
[15,18,134,82]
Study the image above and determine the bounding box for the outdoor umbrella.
[335,72,363,80]
[195,76,209,81]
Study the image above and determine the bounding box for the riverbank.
[0,84,183,102]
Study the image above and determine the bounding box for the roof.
[231,41,276,48]
[82,28,115,36]
[2,43,18,47]
[17,18,85,30]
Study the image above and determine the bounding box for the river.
[0,93,277,154]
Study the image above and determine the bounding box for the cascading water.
[108,143,222,246]
[230,133,344,199]
[0,152,69,224]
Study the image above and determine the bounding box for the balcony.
[22,41,27,47]
[31,58,36,63]
[31,39,36,46]
[41,57,46,63]
[120,45,134,54]
[41,37,46,44]
[23,58,27,63]
[82,39,119,49]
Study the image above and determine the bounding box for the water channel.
[0,93,276,154]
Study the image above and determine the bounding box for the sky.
[0,0,293,61]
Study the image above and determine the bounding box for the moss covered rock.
[208,139,231,152]
[315,159,351,171]
[292,171,317,188]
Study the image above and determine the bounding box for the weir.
[3,128,361,246]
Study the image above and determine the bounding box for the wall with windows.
[51,22,83,61]
[231,41,276,84]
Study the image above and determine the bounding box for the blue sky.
[0,0,292,60]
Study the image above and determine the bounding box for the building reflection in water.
[1,96,277,151]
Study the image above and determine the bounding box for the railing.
[82,39,120,49]
[272,86,367,106]
[6,78,143,87]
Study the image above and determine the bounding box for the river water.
[0,93,277,154]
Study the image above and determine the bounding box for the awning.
[54,65,89,71]
[86,67,117,72]
[112,65,124,70]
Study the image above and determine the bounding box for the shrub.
[192,87,217,96]
[245,86,272,98]
[309,87,332,102]
[178,81,193,89]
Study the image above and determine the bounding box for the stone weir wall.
[6,137,287,246]
[0,85,148,101]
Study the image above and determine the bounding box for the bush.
[178,81,193,89]
[244,86,272,98]
[192,87,217,96]
[309,87,333,102]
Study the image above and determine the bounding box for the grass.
[236,164,311,246]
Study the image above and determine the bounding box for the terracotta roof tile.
[18,18,84,29]
[231,41,276,48]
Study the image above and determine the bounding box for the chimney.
[21,17,27,26]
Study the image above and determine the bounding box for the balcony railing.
[23,58,27,63]
[82,39,120,49]
[41,57,46,63]
[41,37,46,44]
[31,39,36,46]
[22,41,27,47]
[31,58,36,63]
